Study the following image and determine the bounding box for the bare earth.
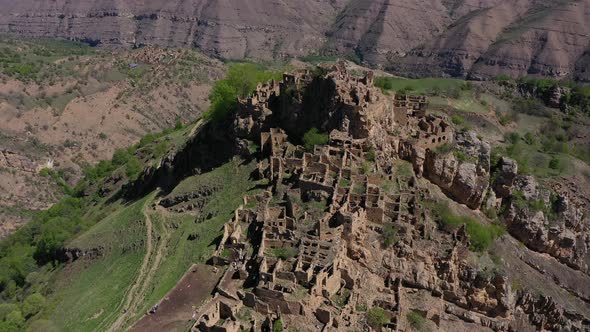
[0,45,224,237]
[129,264,222,332]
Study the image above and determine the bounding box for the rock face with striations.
[492,157,518,198]
[2,0,590,80]
[0,0,347,59]
[423,131,491,209]
[503,175,590,274]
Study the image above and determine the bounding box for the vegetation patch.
[267,247,298,260]
[302,128,329,151]
[203,63,284,122]
[374,77,465,95]
[407,310,426,330]
[382,224,398,247]
[431,202,504,252]
[366,307,388,327]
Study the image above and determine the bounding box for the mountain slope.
[2,0,590,80]
[0,0,346,59]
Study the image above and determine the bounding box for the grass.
[407,310,426,330]
[366,307,388,327]
[37,158,259,331]
[136,159,258,319]
[374,77,465,95]
[267,247,298,260]
[431,202,504,252]
[45,195,151,332]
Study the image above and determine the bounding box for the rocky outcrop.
[517,293,581,331]
[0,0,346,60]
[0,149,37,173]
[387,0,590,80]
[492,157,518,198]
[423,131,491,209]
[503,175,590,274]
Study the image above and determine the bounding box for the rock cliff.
[2,0,590,80]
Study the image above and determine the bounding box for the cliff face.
[383,0,590,80]
[2,0,590,80]
[0,0,346,59]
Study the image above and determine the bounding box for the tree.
[5,310,25,329]
[302,128,328,151]
[22,293,46,318]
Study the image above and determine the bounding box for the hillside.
[1,0,590,80]
[0,61,589,331]
[0,38,224,236]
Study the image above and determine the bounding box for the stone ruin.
[187,63,587,331]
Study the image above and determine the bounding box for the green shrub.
[366,149,376,162]
[432,203,504,252]
[549,156,560,170]
[111,148,131,166]
[494,74,511,82]
[433,143,453,155]
[302,128,328,151]
[273,318,283,332]
[505,132,520,145]
[125,156,142,180]
[22,293,46,318]
[333,288,351,307]
[374,77,394,91]
[451,115,465,125]
[523,132,535,145]
[5,310,25,329]
[268,247,298,260]
[382,224,398,247]
[366,307,388,327]
[454,150,468,162]
[407,311,426,330]
[203,63,283,122]
[513,98,549,117]
[299,54,338,64]
[153,140,170,158]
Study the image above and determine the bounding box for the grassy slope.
[131,159,261,325]
[35,158,260,331]
[44,195,151,331]
[375,75,589,179]
[375,77,465,95]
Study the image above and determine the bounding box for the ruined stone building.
[187,63,584,332]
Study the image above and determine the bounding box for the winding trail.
[106,200,170,332]
[101,118,204,331]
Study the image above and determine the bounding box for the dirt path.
[129,264,224,332]
[189,119,205,137]
[106,201,168,332]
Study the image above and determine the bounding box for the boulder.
[492,157,518,198]
[423,131,491,209]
